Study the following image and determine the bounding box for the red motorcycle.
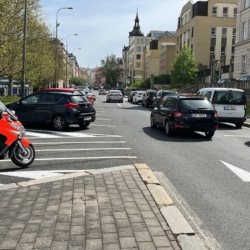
[0,101,35,167]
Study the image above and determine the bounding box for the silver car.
[106,90,123,103]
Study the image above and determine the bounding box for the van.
[196,88,247,128]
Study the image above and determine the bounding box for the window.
[243,0,249,9]
[234,8,237,17]
[22,94,40,104]
[222,28,227,38]
[192,27,194,37]
[249,20,250,39]
[136,46,141,52]
[221,46,226,55]
[136,62,141,68]
[212,7,217,16]
[242,22,247,41]
[141,38,144,44]
[136,54,141,59]
[223,7,228,17]
[185,14,187,23]
[210,45,215,55]
[231,46,235,56]
[242,55,247,73]
[233,28,236,38]
[137,38,140,44]
[211,27,216,38]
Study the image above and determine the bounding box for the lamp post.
[55,7,73,88]
[71,48,81,80]
[20,0,27,98]
[66,34,77,87]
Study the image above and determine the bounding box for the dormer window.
[212,7,217,16]
[223,7,228,17]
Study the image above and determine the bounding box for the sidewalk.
[0,164,207,250]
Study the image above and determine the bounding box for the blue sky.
[40,0,188,68]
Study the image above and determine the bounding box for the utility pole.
[20,0,27,98]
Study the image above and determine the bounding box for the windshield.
[0,101,18,120]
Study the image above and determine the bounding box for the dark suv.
[142,90,157,107]
[7,90,96,131]
[150,95,218,138]
[151,90,178,108]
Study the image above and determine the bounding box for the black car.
[151,90,178,108]
[128,91,137,102]
[142,90,157,107]
[150,95,218,138]
[6,90,96,131]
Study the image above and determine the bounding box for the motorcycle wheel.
[11,144,35,167]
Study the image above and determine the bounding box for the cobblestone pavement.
[0,165,205,250]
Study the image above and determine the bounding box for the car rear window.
[213,91,246,105]
[69,95,88,103]
[162,92,177,97]
[179,99,214,110]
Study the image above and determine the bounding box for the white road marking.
[224,135,250,137]
[36,148,131,152]
[117,104,122,106]
[25,131,59,138]
[91,124,116,127]
[34,141,126,145]
[96,118,110,121]
[0,156,137,162]
[221,161,250,182]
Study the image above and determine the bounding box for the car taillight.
[174,111,182,118]
[64,103,79,109]
[244,101,247,110]
[214,111,218,118]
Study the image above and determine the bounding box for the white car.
[106,90,123,103]
[132,91,146,104]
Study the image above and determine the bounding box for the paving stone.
[103,243,121,250]
[134,231,152,242]
[16,243,34,250]
[51,241,68,250]
[119,237,137,248]
[53,230,70,241]
[152,236,172,248]
[71,226,85,235]
[56,223,71,231]
[19,233,38,243]
[103,233,119,244]
[101,223,116,233]
[86,228,102,239]
[117,227,134,237]
[86,238,102,250]
[145,218,161,227]
[115,218,131,228]
[69,235,85,246]
[148,227,168,237]
[137,241,157,250]
[0,238,19,249]
[101,215,115,224]
[38,227,55,237]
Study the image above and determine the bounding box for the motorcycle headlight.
[10,123,26,136]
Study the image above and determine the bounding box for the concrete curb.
[134,163,208,250]
[243,122,250,128]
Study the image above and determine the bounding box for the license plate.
[191,114,207,118]
[224,106,236,110]
[84,116,91,121]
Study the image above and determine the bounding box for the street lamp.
[54,7,73,87]
[66,34,77,87]
[71,48,81,80]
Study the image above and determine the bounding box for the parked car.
[132,91,146,104]
[112,88,124,96]
[99,89,106,95]
[106,90,123,103]
[217,78,236,83]
[6,90,96,131]
[128,91,137,102]
[196,87,247,128]
[150,95,218,138]
[151,90,178,108]
[239,75,250,81]
[142,90,157,107]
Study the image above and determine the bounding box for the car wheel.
[165,120,172,136]
[205,130,214,138]
[150,115,156,128]
[52,115,67,131]
[78,122,90,128]
[235,122,243,129]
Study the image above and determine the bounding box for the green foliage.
[154,74,171,84]
[0,0,62,95]
[131,78,150,89]
[172,44,199,86]
[0,96,20,105]
[101,54,123,87]
[70,77,87,86]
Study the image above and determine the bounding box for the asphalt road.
[1,91,250,250]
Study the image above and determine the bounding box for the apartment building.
[234,0,250,79]
[122,46,130,84]
[143,31,176,79]
[176,0,237,83]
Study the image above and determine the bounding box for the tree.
[172,44,198,86]
[101,54,123,87]
[70,77,87,86]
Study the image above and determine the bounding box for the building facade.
[234,0,250,79]
[143,31,176,79]
[176,0,237,83]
